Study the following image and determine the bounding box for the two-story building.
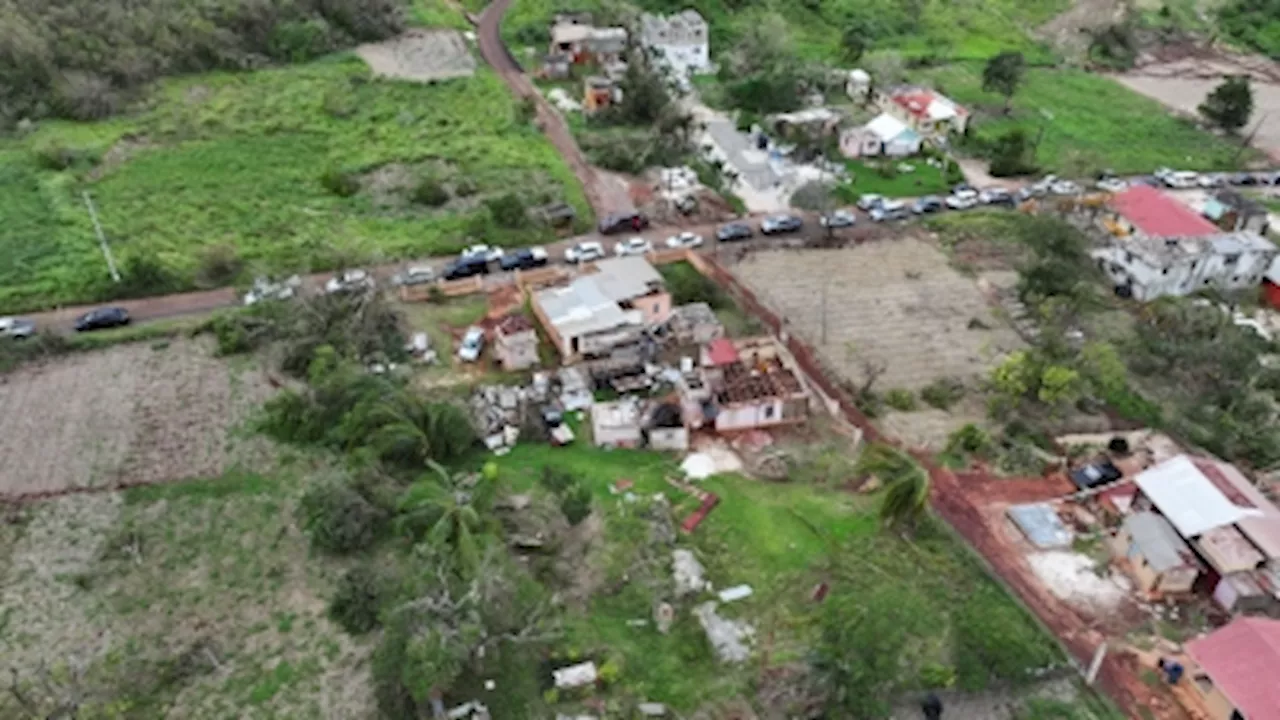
[1092,185,1277,301]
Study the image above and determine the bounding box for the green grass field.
[488,438,1063,713]
[0,56,590,313]
[919,64,1254,174]
[838,158,954,199]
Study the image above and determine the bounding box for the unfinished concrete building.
[494,314,540,371]
[688,337,810,433]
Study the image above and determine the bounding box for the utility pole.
[82,191,121,283]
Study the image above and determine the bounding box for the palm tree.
[855,444,931,531]
[368,393,473,467]
[397,461,491,574]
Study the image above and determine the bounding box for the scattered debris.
[672,549,708,597]
[654,601,675,634]
[447,701,491,720]
[405,332,438,364]
[811,582,830,603]
[559,367,593,412]
[1027,550,1132,614]
[470,384,528,452]
[694,601,755,663]
[553,661,598,689]
[611,479,635,494]
[681,453,717,480]
[637,702,668,716]
[718,584,753,603]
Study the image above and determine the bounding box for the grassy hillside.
[0,57,590,312]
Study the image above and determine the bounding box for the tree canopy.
[1198,75,1254,133]
[982,51,1026,113]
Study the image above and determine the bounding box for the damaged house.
[531,257,671,363]
[683,337,809,433]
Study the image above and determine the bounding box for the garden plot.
[0,338,274,497]
[731,240,1023,447]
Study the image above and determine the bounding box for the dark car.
[911,196,944,214]
[1069,459,1123,490]
[499,247,549,272]
[1230,172,1259,186]
[442,257,490,281]
[597,211,649,235]
[75,307,130,332]
[716,222,754,242]
[760,214,803,235]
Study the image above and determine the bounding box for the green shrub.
[32,140,100,171]
[329,566,384,634]
[659,262,728,308]
[297,477,388,554]
[268,19,332,63]
[539,466,576,495]
[920,378,965,410]
[560,483,593,526]
[485,192,526,228]
[194,244,244,289]
[320,168,360,197]
[114,254,184,299]
[952,584,1061,690]
[412,177,450,207]
[884,388,917,412]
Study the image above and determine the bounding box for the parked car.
[461,244,503,263]
[1229,172,1259,186]
[819,209,857,228]
[0,316,35,340]
[615,236,653,256]
[870,200,909,221]
[856,193,885,211]
[1156,167,1198,189]
[945,191,979,210]
[565,241,606,264]
[457,326,485,363]
[665,232,705,249]
[74,307,129,332]
[760,214,803,235]
[325,269,374,294]
[499,246,549,272]
[1095,175,1128,193]
[952,182,975,195]
[1049,180,1081,196]
[978,187,1014,205]
[1197,173,1226,188]
[244,275,302,305]
[912,196,944,214]
[1015,186,1037,203]
[597,211,649,235]
[716,222,754,242]
[390,266,436,287]
[1260,171,1280,185]
[442,257,490,281]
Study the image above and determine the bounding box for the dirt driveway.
[1117,51,1280,163]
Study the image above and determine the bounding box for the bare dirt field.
[1117,52,1280,163]
[357,28,477,82]
[730,239,1023,448]
[0,338,275,498]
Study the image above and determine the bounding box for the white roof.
[865,112,910,142]
[534,276,632,338]
[590,256,664,302]
[926,98,958,121]
[1135,455,1262,537]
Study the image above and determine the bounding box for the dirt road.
[475,0,634,217]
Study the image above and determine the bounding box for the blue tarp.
[1007,503,1073,549]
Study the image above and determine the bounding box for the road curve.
[474,0,633,217]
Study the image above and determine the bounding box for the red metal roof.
[1186,616,1280,719]
[706,338,739,366]
[1110,185,1219,238]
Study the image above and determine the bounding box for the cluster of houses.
[527,256,811,452]
[542,9,711,114]
[838,84,969,159]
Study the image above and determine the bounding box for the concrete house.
[881,86,968,136]
[1184,616,1280,720]
[840,112,922,158]
[697,337,809,433]
[669,302,724,345]
[591,398,643,448]
[531,257,670,362]
[1092,185,1277,301]
[493,314,539,371]
[549,14,628,67]
[1110,511,1201,596]
[639,10,710,79]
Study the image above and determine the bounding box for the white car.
[1049,180,1082,195]
[461,244,503,263]
[390,265,436,287]
[457,326,485,363]
[564,241,606,264]
[945,191,979,210]
[1156,168,1198,189]
[243,275,302,305]
[820,210,857,228]
[665,232,704,249]
[1197,173,1226,188]
[614,236,653,257]
[869,199,909,221]
[0,316,36,339]
[856,193,885,211]
[324,269,373,295]
[1095,177,1128,193]
[978,187,1014,205]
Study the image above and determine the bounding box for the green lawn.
[0,57,591,313]
[838,158,954,199]
[919,64,1254,175]
[487,439,1063,713]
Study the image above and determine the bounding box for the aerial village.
[9,0,1280,718]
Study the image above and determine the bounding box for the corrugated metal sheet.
[1008,503,1073,549]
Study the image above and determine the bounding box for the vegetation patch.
[0,60,590,312]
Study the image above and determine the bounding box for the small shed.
[1111,511,1201,595]
[647,402,689,451]
[591,398,643,448]
[494,314,540,371]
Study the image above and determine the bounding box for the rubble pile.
[470,384,527,451]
